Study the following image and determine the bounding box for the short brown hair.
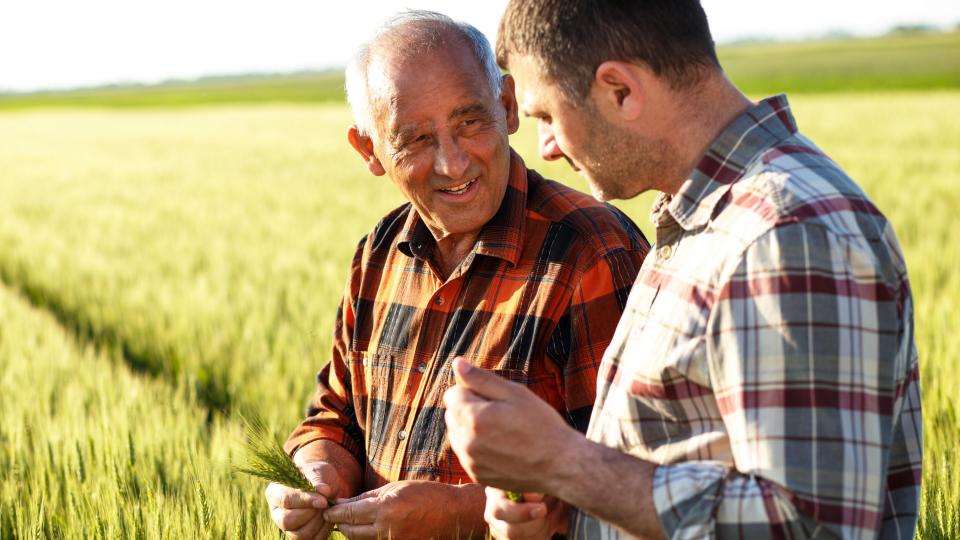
[497,0,720,102]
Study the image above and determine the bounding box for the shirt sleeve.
[548,247,644,432]
[651,221,921,539]
[284,236,368,462]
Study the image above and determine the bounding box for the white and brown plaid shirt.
[570,95,922,539]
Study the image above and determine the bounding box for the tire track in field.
[0,266,231,417]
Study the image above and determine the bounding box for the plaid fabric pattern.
[286,151,648,490]
[570,96,922,539]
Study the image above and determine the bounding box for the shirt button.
[434,295,445,306]
[658,245,674,260]
[417,363,427,373]
[398,430,407,441]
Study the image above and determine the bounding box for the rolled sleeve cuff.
[283,425,363,462]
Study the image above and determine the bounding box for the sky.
[1,0,958,92]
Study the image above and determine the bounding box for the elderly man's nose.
[435,136,470,179]
[538,127,563,162]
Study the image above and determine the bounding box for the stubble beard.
[579,112,680,202]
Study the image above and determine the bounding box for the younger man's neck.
[661,74,753,196]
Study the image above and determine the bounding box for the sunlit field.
[1,32,958,539]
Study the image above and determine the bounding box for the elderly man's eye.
[401,134,430,148]
[460,118,478,127]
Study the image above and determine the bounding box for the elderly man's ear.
[347,126,386,176]
[500,74,520,135]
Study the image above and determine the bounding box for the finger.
[265,483,327,509]
[311,521,333,540]
[487,511,550,540]
[278,488,329,510]
[486,487,547,523]
[323,497,380,525]
[503,520,549,540]
[522,492,546,503]
[335,523,380,540]
[488,499,547,523]
[334,486,381,505]
[485,486,547,504]
[265,482,289,507]
[489,516,540,540]
[487,519,512,540]
[288,511,326,540]
[271,506,317,532]
[442,384,490,411]
[451,357,516,401]
[297,462,337,498]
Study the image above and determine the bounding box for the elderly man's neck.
[432,231,481,279]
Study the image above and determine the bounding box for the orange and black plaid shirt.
[286,151,648,489]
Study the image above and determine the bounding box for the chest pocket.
[347,351,410,464]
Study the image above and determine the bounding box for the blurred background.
[1,1,958,538]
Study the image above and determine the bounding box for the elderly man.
[264,10,648,540]
[445,1,923,539]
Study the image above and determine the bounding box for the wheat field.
[0,90,957,538]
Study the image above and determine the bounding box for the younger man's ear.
[347,125,385,176]
[499,74,520,135]
[593,61,645,120]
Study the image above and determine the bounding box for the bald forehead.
[365,34,494,134]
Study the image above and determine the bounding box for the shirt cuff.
[284,428,362,462]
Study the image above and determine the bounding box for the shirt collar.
[397,149,528,266]
[652,94,798,231]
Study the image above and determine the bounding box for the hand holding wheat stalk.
[234,414,335,506]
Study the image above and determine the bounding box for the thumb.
[452,357,514,401]
[297,461,337,498]
[522,492,546,503]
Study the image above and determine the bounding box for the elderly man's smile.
[436,176,480,199]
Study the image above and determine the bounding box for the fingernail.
[312,497,327,509]
[455,358,472,374]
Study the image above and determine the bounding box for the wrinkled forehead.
[367,43,497,136]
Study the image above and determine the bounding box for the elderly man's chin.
[434,213,491,238]
[427,202,498,239]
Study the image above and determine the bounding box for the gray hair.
[345,10,503,138]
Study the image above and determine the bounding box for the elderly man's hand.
[323,480,483,539]
[442,358,580,492]
[265,460,340,540]
[484,488,568,540]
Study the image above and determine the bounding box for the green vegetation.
[236,415,318,496]
[0,33,957,539]
[0,285,273,539]
[0,71,346,110]
[1,30,958,110]
[720,30,960,96]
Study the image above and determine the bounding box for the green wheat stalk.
[234,414,333,505]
